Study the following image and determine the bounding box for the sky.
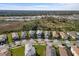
[0,3,79,10]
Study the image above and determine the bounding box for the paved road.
[46,41,56,56]
[46,45,52,56]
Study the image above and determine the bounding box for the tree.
[22,25,26,31]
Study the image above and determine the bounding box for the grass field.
[10,46,25,56]
[34,45,46,56]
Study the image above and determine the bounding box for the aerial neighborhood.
[0,10,79,56]
[0,30,79,56]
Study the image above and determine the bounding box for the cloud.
[53,3,79,10]
[0,3,79,10]
[0,3,53,10]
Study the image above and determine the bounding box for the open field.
[0,16,79,56]
[0,22,23,34]
[0,16,79,35]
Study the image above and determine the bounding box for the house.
[25,43,35,56]
[59,32,69,40]
[67,31,77,39]
[44,31,50,39]
[21,31,27,45]
[59,46,68,56]
[0,34,7,45]
[76,32,79,40]
[12,32,19,41]
[21,31,26,39]
[65,40,71,47]
[76,40,79,47]
[71,45,79,56]
[36,30,43,40]
[52,31,60,39]
[12,32,20,46]
[0,47,10,56]
[29,30,35,39]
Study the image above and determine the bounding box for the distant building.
[71,46,79,56]
[59,46,68,56]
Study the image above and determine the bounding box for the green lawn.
[34,45,46,56]
[26,31,30,39]
[10,46,25,56]
[10,45,46,56]
[18,31,21,39]
[7,33,13,43]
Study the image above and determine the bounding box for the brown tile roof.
[0,49,11,56]
[72,46,79,55]
[59,46,68,56]
[52,31,60,38]
[59,32,68,39]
